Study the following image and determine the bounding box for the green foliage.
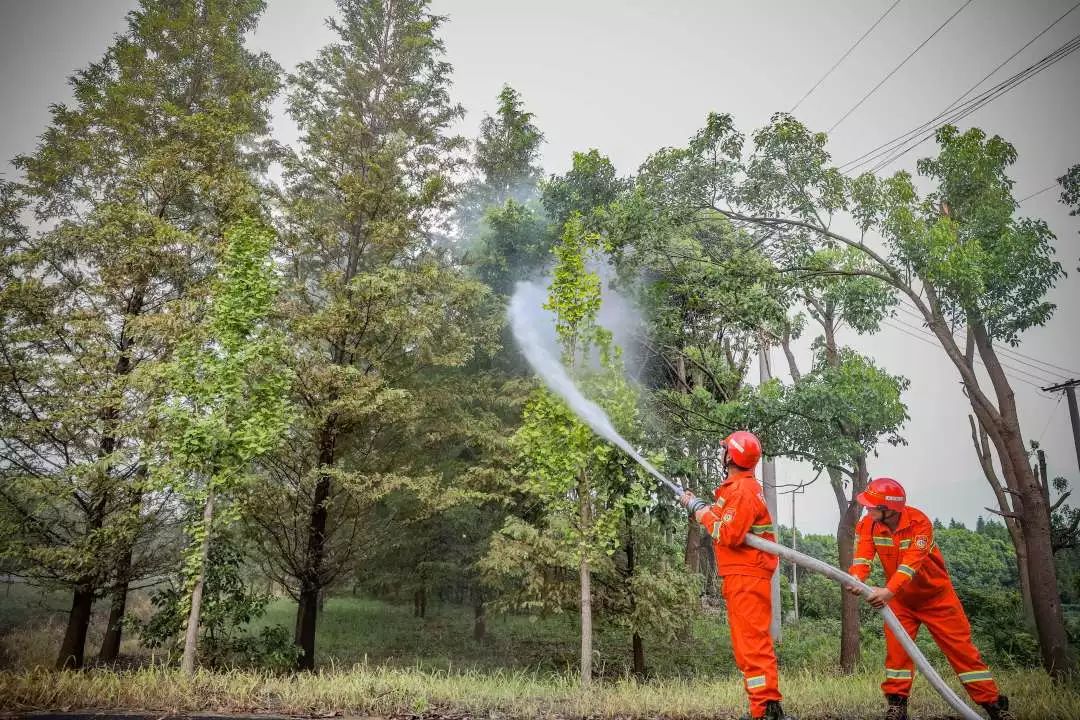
[152,218,293,494]
[761,349,909,470]
[149,217,293,623]
[542,150,630,229]
[460,84,546,231]
[460,85,551,294]
[858,126,1064,345]
[545,214,604,352]
[744,113,845,221]
[473,199,553,295]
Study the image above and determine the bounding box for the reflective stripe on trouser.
[722,574,782,717]
[882,589,1000,705]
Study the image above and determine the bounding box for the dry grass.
[1,665,1078,719]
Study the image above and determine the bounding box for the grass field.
[2,665,1079,719]
[3,585,1079,718]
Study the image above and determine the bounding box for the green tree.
[150,218,292,675]
[604,196,769,588]
[459,84,545,240]
[472,200,552,295]
[617,118,908,671]
[542,150,630,230]
[0,0,279,669]
[486,214,648,685]
[261,0,500,670]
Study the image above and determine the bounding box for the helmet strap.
[881,507,901,528]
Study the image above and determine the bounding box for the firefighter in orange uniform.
[846,477,1016,720]
[679,430,793,720]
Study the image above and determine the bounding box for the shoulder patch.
[722,509,735,524]
[915,535,928,549]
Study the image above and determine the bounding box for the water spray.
[509,282,981,720]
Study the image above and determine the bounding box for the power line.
[790,0,903,114]
[828,0,975,134]
[865,35,1080,172]
[879,317,1057,393]
[1035,394,1064,446]
[861,33,1080,172]
[893,300,1080,376]
[889,309,1065,385]
[1018,183,1060,203]
[884,313,1072,394]
[839,1,1080,173]
[887,317,1059,386]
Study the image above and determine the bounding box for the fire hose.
[657,473,982,720]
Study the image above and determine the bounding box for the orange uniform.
[694,467,781,717]
[848,505,1000,705]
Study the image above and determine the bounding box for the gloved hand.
[678,490,708,515]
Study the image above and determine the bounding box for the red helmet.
[857,477,907,512]
[722,431,762,470]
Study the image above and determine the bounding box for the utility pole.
[789,486,802,622]
[1042,379,1080,473]
[759,345,781,642]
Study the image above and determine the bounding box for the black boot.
[757,700,795,720]
[981,694,1016,720]
[884,694,908,720]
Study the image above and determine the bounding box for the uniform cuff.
[886,566,915,594]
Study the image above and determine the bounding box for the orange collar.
[720,467,757,486]
[875,506,914,534]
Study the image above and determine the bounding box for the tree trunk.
[473,595,486,641]
[818,314,864,672]
[56,583,95,670]
[970,323,1071,676]
[830,465,864,674]
[625,515,645,677]
[98,555,131,664]
[99,481,143,664]
[1015,533,1036,626]
[413,587,427,619]
[296,582,320,669]
[969,414,1036,626]
[579,554,592,685]
[684,515,703,572]
[759,345,781,642]
[57,486,111,669]
[181,487,215,676]
[578,470,593,687]
[679,357,702,575]
[632,632,645,677]
[295,418,337,671]
[294,593,306,642]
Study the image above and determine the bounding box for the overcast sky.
[1,0,1078,534]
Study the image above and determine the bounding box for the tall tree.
[488,214,649,686]
[459,84,545,239]
[0,0,279,669]
[150,218,292,675]
[465,86,551,297]
[268,0,499,670]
